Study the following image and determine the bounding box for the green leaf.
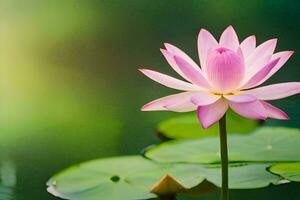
[204,163,281,189]
[158,110,259,139]
[47,156,157,200]
[158,111,259,139]
[146,127,300,164]
[269,162,300,182]
[126,163,209,194]
[129,163,282,190]
[47,156,213,199]
[48,156,284,200]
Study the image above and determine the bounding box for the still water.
[0,1,299,199]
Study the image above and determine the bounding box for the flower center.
[213,91,240,96]
[216,47,228,54]
[206,47,245,94]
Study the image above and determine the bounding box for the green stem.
[219,113,229,200]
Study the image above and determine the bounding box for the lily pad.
[158,110,259,139]
[47,156,213,199]
[203,163,281,189]
[48,156,284,200]
[145,127,300,164]
[126,163,209,195]
[129,162,282,190]
[47,156,157,200]
[270,162,300,182]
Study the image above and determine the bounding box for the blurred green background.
[0,0,299,199]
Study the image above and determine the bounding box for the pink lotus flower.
[139,26,300,128]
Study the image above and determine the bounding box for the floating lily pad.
[158,110,259,139]
[146,127,300,164]
[270,162,300,182]
[204,163,281,189]
[126,163,209,195]
[129,162,282,190]
[47,156,157,200]
[48,155,284,200]
[47,156,215,199]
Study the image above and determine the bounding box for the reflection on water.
[0,0,299,199]
[0,160,16,200]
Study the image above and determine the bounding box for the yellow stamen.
[212,90,241,96]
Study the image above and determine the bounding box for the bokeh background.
[0,0,299,199]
